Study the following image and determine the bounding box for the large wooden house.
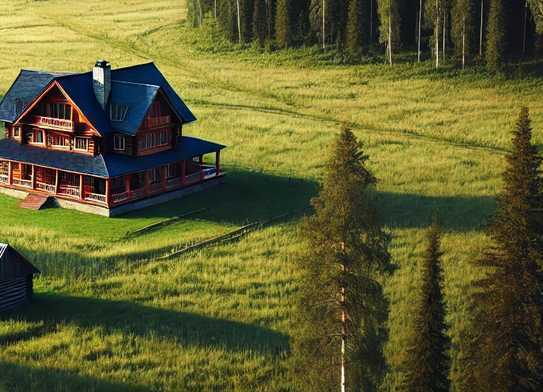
[0,243,39,312]
[0,61,224,216]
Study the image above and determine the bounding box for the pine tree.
[291,127,391,391]
[275,0,291,47]
[346,0,366,57]
[400,221,450,391]
[253,0,267,46]
[470,107,543,390]
[377,0,401,65]
[485,0,506,70]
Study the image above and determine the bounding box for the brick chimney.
[93,60,111,111]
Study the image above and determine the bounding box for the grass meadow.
[0,0,542,390]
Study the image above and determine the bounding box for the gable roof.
[0,243,40,281]
[0,70,71,123]
[0,62,197,135]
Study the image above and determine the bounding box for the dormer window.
[114,135,126,151]
[75,137,89,151]
[110,103,128,122]
[42,103,71,120]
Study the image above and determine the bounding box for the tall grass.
[0,0,541,389]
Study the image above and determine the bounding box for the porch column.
[216,150,221,175]
[31,165,36,190]
[105,179,111,207]
[181,160,186,186]
[161,166,167,191]
[7,161,12,185]
[125,175,132,199]
[199,155,204,182]
[79,174,84,200]
[55,170,59,194]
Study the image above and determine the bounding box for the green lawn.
[0,0,542,390]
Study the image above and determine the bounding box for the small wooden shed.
[0,243,39,312]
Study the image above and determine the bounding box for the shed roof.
[0,243,39,281]
[0,136,224,178]
[0,62,197,135]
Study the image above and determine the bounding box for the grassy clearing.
[0,0,541,390]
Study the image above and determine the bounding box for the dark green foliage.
[470,108,543,390]
[291,127,391,391]
[275,0,290,47]
[451,0,479,65]
[253,0,268,47]
[485,0,506,70]
[345,0,369,57]
[400,221,450,391]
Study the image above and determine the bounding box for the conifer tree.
[291,127,391,391]
[275,0,291,47]
[346,0,367,57]
[400,221,450,392]
[485,0,506,70]
[253,0,268,46]
[470,107,543,390]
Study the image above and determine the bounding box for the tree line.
[290,107,543,390]
[188,0,543,70]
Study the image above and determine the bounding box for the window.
[138,129,170,151]
[110,103,129,122]
[166,163,178,179]
[114,135,126,151]
[149,167,161,184]
[75,137,88,151]
[13,127,20,137]
[49,134,70,148]
[47,103,72,120]
[30,130,44,144]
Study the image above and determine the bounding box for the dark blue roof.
[112,63,197,124]
[0,136,224,178]
[0,70,71,123]
[0,62,197,135]
[109,80,160,135]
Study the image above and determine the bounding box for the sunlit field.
[0,0,542,390]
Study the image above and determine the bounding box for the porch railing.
[58,185,80,198]
[32,115,73,131]
[0,174,8,184]
[85,193,107,203]
[202,166,217,180]
[36,182,56,193]
[111,191,130,204]
[12,178,33,188]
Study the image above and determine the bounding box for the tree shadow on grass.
[0,360,146,392]
[1,293,289,357]
[376,191,496,232]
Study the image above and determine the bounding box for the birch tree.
[377,0,401,65]
[452,0,478,68]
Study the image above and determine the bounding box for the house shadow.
[1,293,289,357]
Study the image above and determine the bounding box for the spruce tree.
[346,0,369,58]
[275,0,291,47]
[253,0,267,46]
[291,127,391,391]
[400,221,450,392]
[470,107,543,390]
[485,0,506,70]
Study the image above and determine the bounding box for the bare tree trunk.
[462,16,466,69]
[479,0,484,59]
[370,0,374,44]
[236,0,242,44]
[418,0,423,62]
[442,7,446,61]
[436,0,440,68]
[322,0,326,49]
[197,0,203,26]
[523,0,529,56]
[340,242,346,392]
[214,0,217,19]
[388,5,393,65]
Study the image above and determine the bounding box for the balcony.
[12,178,32,188]
[0,174,8,184]
[142,115,171,129]
[32,115,74,131]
